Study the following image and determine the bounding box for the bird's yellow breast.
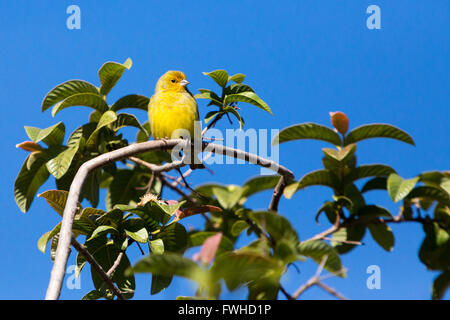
[148,91,199,140]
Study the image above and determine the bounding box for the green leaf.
[111,113,147,135]
[297,240,345,275]
[82,290,104,300]
[432,270,450,300]
[95,208,123,228]
[224,92,272,114]
[14,156,50,212]
[42,80,99,112]
[123,218,149,243]
[51,93,109,117]
[231,220,249,237]
[228,73,246,83]
[131,252,203,281]
[37,225,60,253]
[98,58,132,95]
[349,164,396,182]
[241,175,281,199]
[149,238,164,254]
[419,222,450,270]
[419,171,450,195]
[202,70,229,87]
[151,275,173,295]
[156,223,188,253]
[204,111,221,124]
[87,225,119,241]
[85,110,118,146]
[121,204,163,232]
[344,124,415,146]
[223,106,245,129]
[37,189,81,217]
[46,147,78,179]
[86,237,135,299]
[39,218,96,254]
[110,94,149,112]
[195,89,223,107]
[406,186,450,207]
[322,144,356,162]
[249,211,299,245]
[25,122,65,147]
[272,123,342,146]
[284,170,337,198]
[331,225,366,254]
[136,122,151,143]
[224,83,254,95]
[212,185,243,210]
[66,123,97,151]
[361,177,387,193]
[82,170,101,208]
[211,252,284,291]
[368,223,394,251]
[357,205,393,221]
[107,169,145,209]
[387,174,419,202]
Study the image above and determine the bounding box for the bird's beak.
[179,79,190,86]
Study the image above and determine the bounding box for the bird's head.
[155,70,190,93]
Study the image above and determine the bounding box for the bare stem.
[71,238,125,300]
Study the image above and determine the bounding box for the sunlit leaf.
[51,93,108,117]
[224,92,272,114]
[297,240,345,275]
[130,252,204,283]
[344,124,415,146]
[203,70,229,88]
[368,223,394,251]
[273,123,341,146]
[432,271,450,300]
[110,94,149,112]
[42,80,99,112]
[98,58,132,95]
[387,174,419,202]
[15,156,50,212]
[228,73,246,83]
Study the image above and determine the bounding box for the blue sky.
[0,0,448,300]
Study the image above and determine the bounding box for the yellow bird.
[148,70,203,168]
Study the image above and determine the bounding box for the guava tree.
[14,59,450,300]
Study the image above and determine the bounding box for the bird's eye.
[171,79,176,83]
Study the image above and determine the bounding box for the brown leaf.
[176,205,222,220]
[16,141,44,152]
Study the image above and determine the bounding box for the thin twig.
[202,113,225,136]
[316,282,348,300]
[172,152,213,187]
[292,255,348,300]
[322,237,363,246]
[106,251,124,278]
[71,238,125,300]
[269,175,289,211]
[303,212,341,242]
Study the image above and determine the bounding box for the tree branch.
[269,175,289,211]
[46,139,294,300]
[292,255,348,300]
[71,238,125,300]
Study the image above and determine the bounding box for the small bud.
[138,193,158,206]
[329,111,349,135]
